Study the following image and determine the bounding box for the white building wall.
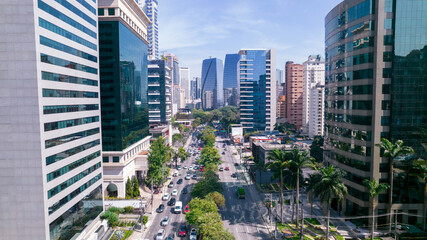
[309,85,325,138]
[180,67,191,102]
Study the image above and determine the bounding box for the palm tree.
[267,148,291,223]
[363,179,390,240]
[254,160,266,185]
[306,173,321,218]
[375,138,414,232]
[313,166,347,240]
[288,148,314,228]
[412,159,427,231]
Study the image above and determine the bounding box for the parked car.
[234,163,239,166]
[184,205,189,214]
[182,187,188,194]
[183,166,187,169]
[162,193,169,201]
[156,229,165,240]
[192,174,197,180]
[171,189,178,196]
[185,174,191,180]
[167,198,176,206]
[194,166,198,170]
[231,173,237,178]
[189,166,193,170]
[219,167,224,171]
[168,182,174,188]
[157,204,165,213]
[199,167,204,172]
[161,216,169,226]
[178,225,187,237]
[165,233,174,240]
[177,166,182,170]
[177,178,183,184]
[225,166,230,171]
[190,228,197,240]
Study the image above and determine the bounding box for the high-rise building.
[190,77,200,100]
[180,67,191,102]
[0,0,104,239]
[285,61,303,130]
[302,55,325,138]
[99,0,151,198]
[139,0,159,59]
[276,68,284,84]
[179,89,186,109]
[148,60,172,125]
[165,54,180,85]
[325,0,427,227]
[238,49,277,132]
[223,54,240,106]
[203,91,214,109]
[201,58,224,109]
[278,95,287,119]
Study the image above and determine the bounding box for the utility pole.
[300,203,304,240]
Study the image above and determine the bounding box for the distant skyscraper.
[203,91,214,109]
[278,95,287,119]
[201,58,224,109]
[139,0,159,59]
[165,54,180,85]
[180,67,191,102]
[325,0,427,227]
[285,61,303,130]
[148,60,172,125]
[224,54,240,89]
[276,68,284,84]
[190,77,200,100]
[302,55,325,138]
[238,49,277,132]
[0,0,103,239]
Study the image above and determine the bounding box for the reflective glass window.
[43,89,98,98]
[41,54,97,74]
[40,36,97,62]
[44,116,99,131]
[47,151,100,182]
[98,8,104,16]
[53,0,96,26]
[46,139,100,165]
[43,104,99,114]
[384,19,393,29]
[45,128,100,148]
[42,71,97,86]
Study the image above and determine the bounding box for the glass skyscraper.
[238,49,277,132]
[325,0,426,228]
[224,54,241,89]
[201,58,224,109]
[140,0,159,59]
[0,0,103,239]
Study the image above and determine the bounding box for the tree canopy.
[146,137,171,186]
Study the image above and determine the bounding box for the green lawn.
[305,218,321,225]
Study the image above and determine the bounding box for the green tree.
[192,117,201,128]
[146,137,171,186]
[375,138,414,231]
[199,147,222,166]
[178,124,185,133]
[288,148,314,228]
[192,171,223,198]
[172,133,185,146]
[101,211,119,227]
[132,176,140,197]
[178,147,189,162]
[312,166,347,240]
[310,136,324,162]
[125,177,132,198]
[205,191,226,208]
[363,179,390,240]
[186,198,219,225]
[267,148,291,223]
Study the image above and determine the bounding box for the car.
[194,166,198,170]
[222,152,225,155]
[165,233,175,240]
[199,167,204,172]
[177,166,182,170]
[192,174,197,180]
[162,193,169,201]
[161,216,169,226]
[183,166,187,169]
[178,225,187,237]
[168,198,176,206]
[185,174,191,180]
[184,205,189,214]
[189,166,193,170]
[168,182,174,188]
[171,189,178,196]
[190,228,197,240]
[157,204,165,213]
[234,163,239,166]
[177,178,183,184]
[156,229,165,240]
[219,167,224,171]
[154,189,160,194]
[225,167,230,171]
[182,187,188,194]
[231,173,237,178]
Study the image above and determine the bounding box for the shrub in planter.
[108,207,125,214]
[124,206,134,213]
[142,215,148,225]
[101,211,119,227]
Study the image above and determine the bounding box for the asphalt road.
[215,134,272,240]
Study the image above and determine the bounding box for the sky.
[158,0,343,79]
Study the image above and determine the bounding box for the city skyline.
[158,0,342,79]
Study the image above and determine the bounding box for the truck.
[174,201,183,214]
[237,187,245,199]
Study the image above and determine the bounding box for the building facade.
[223,54,240,106]
[238,49,277,132]
[0,0,104,239]
[302,55,325,138]
[180,67,191,102]
[139,0,158,59]
[278,95,287,119]
[148,60,172,125]
[325,0,427,227]
[201,58,224,109]
[285,61,303,130]
[99,0,151,199]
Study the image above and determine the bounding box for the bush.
[108,207,125,214]
[124,206,134,214]
[101,211,119,227]
[142,215,148,225]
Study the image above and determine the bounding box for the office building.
[180,67,191,102]
[238,49,277,132]
[165,54,180,85]
[139,0,158,59]
[278,95,287,119]
[148,60,172,125]
[302,55,325,138]
[325,0,426,227]
[201,57,224,109]
[203,91,214,109]
[276,68,284,84]
[99,0,151,198]
[0,0,104,239]
[285,61,303,130]
[223,54,240,106]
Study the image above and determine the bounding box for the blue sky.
[158,0,343,79]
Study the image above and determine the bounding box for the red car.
[184,205,189,214]
[178,224,187,237]
[225,166,229,171]
[199,167,204,172]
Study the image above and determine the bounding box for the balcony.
[148,100,161,104]
[148,81,160,87]
[148,90,160,95]
[148,73,160,78]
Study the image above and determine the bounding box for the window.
[43,89,98,98]
[113,157,119,162]
[42,71,97,86]
[41,54,98,74]
[381,116,390,126]
[103,157,109,163]
[47,151,100,182]
[40,36,97,62]
[45,128,99,148]
[383,68,393,78]
[98,8,104,16]
[382,84,391,94]
[383,52,393,62]
[384,19,393,29]
[384,35,393,45]
[44,116,99,131]
[108,8,115,16]
[46,140,100,165]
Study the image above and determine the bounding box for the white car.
[162,193,169,201]
[161,216,169,226]
[185,174,191,180]
[171,189,178,196]
[189,166,193,170]
[183,166,188,169]
[177,166,182,170]
[156,229,165,240]
[190,228,197,240]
